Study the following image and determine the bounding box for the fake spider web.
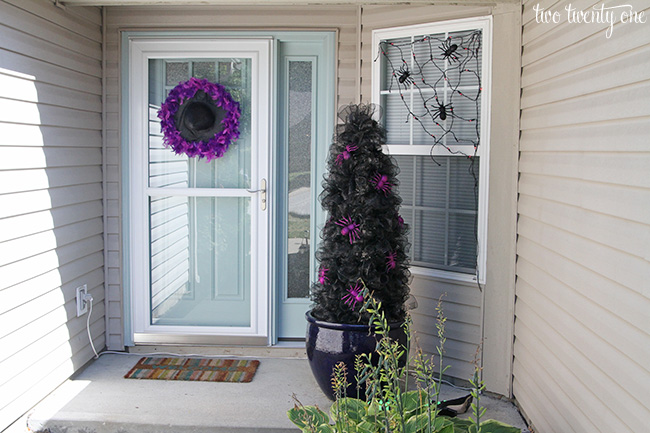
[376,29,485,287]
[377,29,483,159]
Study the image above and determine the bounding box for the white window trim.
[128,37,272,339]
[372,16,492,284]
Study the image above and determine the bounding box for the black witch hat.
[173,90,227,143]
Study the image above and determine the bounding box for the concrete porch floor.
[17,350,530,433]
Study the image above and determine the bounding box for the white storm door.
[129,38,271,344]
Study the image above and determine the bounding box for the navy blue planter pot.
[305,310,408,400]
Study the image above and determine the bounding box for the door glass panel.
[166,62,189,86]
[286,60,313,299]
[150,196,251,327]
[147,56,253,328]
[148,58,252,189]
[192,61,217,82]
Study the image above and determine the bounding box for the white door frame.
[128,37,272,344]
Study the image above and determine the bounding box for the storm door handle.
[247,178,267,211]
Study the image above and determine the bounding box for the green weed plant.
[288,281,520,433]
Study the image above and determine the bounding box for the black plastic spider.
[431,100,452,121]
[396,64,413,85]
[439,37,461,63]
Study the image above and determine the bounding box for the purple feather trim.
[157,77,241,161]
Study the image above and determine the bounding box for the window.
[372,17,491,281]
[147,57,253,326]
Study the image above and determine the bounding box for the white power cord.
[83,293,99,359]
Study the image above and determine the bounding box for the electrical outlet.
[76,284,88,317]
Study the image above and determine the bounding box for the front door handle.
[247,178,267,211]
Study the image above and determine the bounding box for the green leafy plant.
[289,282,521,433]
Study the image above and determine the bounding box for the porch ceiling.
[60,0,515,6]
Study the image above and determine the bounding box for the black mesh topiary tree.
[310,104,411,325]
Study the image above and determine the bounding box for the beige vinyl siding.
[514,1,650,432]
[360,3,520,394]
[408,275,482,380]
[104,5,359,350]
[0,0,104,430]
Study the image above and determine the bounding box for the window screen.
[380,29,482,149]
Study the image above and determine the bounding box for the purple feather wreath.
[157,77,241,161]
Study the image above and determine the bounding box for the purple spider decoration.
[386,251,397,271]
[335,216,361,244]
[342,282,364,310]
[335,144,359,165]
[371,173,392,195]
[318,267,329,285]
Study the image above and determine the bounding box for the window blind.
[394,155,479,273]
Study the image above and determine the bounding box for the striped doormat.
[124,357,260,383]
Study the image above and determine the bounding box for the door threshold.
[127,344,307,359]
[274,340,305,348]
[133,333,268,346]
